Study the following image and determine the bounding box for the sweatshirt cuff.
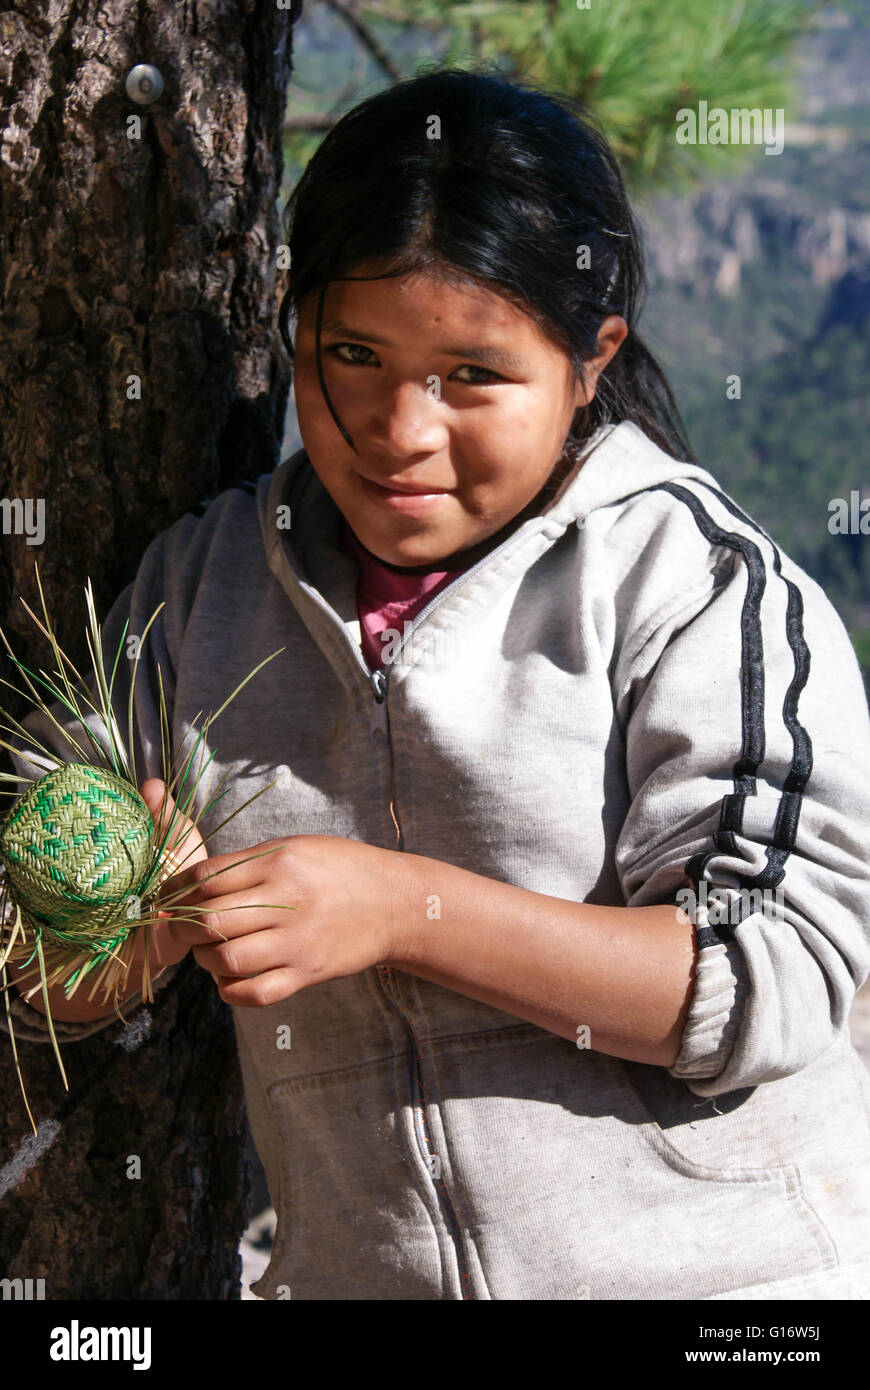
[0,959,184,1045]
[666,938,751,1087]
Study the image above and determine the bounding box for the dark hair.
[277,63,696,470]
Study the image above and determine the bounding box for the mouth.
[356,472,454,512]
[358,473,453,496]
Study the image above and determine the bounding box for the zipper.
[354,509,539,694]
[286,523,538,1300]
[270,477,605,1298]
[369,663,477,1300]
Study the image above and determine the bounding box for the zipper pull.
[370,667,388,739]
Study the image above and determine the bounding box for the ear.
[574,316,629,406]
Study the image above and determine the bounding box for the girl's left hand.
[157,834,405,1007]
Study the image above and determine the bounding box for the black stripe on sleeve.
[694,480,814,867]
[643,482,813,948]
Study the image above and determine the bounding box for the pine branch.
[321,0,404,83]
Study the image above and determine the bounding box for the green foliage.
[426,0,817,189]
[280,0,823,197]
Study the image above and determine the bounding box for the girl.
[5,66,870,1301]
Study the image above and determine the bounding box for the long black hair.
[277,63,696,470]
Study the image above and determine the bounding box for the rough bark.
[0,0,300,1298]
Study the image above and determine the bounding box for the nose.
[368,378,446,457]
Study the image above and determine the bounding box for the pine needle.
[0,560,292,1131]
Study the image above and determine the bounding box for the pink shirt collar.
[339,519,466,600]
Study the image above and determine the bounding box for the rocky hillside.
[635,5,870,680]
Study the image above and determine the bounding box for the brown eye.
[453,364,503,385]
[327,343,375,365]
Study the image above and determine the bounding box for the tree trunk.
[0,0,299,1298]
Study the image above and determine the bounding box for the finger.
[191,925,300,980]
[156,853,241,905]
[168,892,297,944]
[140,779,204,876]
[128,911,186,967]
[140,779,188,840]
[213,966,306,1008]
[140,777,172,820]
[158,843,288,906]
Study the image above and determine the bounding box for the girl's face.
[292,266,626,569]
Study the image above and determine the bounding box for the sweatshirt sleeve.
[612,500,870,1098]
[0,515,200,1046]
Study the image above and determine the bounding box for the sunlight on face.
[291,265,624,569]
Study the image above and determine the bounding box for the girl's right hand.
[137,779,209,974]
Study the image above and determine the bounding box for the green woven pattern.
[0,762,154,943]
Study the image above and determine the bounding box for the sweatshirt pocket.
[620,1035,870,1182]
[618,1053,855,1274]
[430,1032,840,1299]
[249,1057,447,1301]
[620,1057,779,1176]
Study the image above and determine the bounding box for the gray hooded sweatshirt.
[4,419,870,1301]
